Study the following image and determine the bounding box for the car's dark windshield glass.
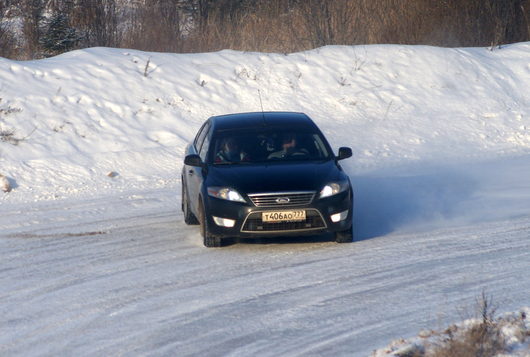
[210,130,332,164]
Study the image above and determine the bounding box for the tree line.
[1,0,529,59]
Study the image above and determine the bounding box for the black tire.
[182,183,199,225]
[335,225,353,243]
[199,201,221,247]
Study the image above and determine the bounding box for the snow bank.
[1,43,530,236]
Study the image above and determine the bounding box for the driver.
[215,137,248,163]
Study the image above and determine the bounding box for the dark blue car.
[181,112,353,247]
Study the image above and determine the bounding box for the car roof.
[209,112,317,132]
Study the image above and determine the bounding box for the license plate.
[262,210,306,222]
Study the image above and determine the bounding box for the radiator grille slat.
[248,191,315,207]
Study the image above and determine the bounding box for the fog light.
[213,216,236,228]
[331,210,348,223]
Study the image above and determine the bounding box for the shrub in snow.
[0,126,36,146]
[0,127,19,145]
[372,307,529,357]
[0,174,11,192]
[430,320,506,357]
[0,102,23,145]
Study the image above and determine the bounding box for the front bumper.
[202,190,353,239]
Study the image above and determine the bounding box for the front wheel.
[182,184,199,225]
[199,201,221,248]
[335,225,353,243]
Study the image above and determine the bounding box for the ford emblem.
[276,197,290,204]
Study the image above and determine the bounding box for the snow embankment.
[2,43,530,237]
[0,43,529,235]
[1,43,529,199]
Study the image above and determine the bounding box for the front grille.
[248,191,315,207]
[241,209,326,233]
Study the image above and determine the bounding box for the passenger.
[215,137,248,163]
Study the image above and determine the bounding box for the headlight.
[207,187,246,203]
[320,181,349,198]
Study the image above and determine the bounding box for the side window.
[194,122,210,153]
[199,133,210,161]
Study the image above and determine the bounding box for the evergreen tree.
[40,13,80,56]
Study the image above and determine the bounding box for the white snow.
[1,43,529,356]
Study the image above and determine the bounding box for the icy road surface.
[1,184,529,356]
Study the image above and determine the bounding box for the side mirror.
[337,147,352,160]
[184,154,204,167]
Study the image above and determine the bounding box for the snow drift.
[1,43,530,236]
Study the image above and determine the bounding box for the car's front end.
[199,161,353,240]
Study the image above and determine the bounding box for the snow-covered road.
[2,182,529,356]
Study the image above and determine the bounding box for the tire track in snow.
[1,192,529,356]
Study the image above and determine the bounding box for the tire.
[182,184,198,225]
[199,201,221,247]
[335,225,353,243]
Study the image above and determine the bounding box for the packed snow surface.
[1,43,530,356]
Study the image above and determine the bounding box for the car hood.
[206,160,344,194]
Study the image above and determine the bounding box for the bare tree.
[124,0,184,52]
[21,0,45,58]
[70,0,120,48]
[3,0,530,59]
[0,1,17,58]
[492,0,529,46]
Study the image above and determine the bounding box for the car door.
[186,121,211,214]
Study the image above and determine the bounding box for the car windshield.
[211,130,332,165]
